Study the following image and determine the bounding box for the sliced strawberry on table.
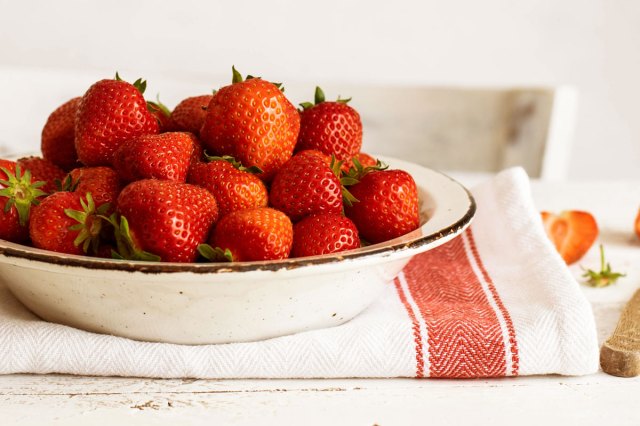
[296,86,362,162]
[188,155,267,218]
[0,164,48,243]
[115,179,218,263]
[200,207,293,262]
[291,212,360,258]
[16,156,66,194]
[344,168,420,244]
[269,150,352,222]
[67,166,122,210]
[540,210,599,265]
[75,73,159,166]
[172,94,213,136]
[113,132,196,183]
[41,97,82,171]
[29,192,109,255]
[200,67,300,181]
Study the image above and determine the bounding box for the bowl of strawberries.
[0,68,475,344]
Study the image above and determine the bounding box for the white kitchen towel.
[0,167,599,378]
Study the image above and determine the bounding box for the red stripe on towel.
[402,234,507,378]
[465,228,520,375]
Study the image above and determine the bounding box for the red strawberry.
[635,209,640,240]
[188,156,268,218]
[113,132,195,183]
[29,192,109,255]
[541,210,598,265]
[148,98,178,133]
[41,97,82,171]
[67,166,121,209]
[200,67,300,181]
[16,156,66,194]
[0,159,16,183]
[200,207,292,262]
[269,150,347,222]
[0,164,47,242]
[296,86,362,162]
[345,169,420,244]
[291,213,360,258]
[75,74,159,166]
[172,94,213,136]
[115,179,218,263]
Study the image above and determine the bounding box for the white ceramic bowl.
[0,156,475,344]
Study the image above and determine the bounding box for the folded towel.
[0,167,599,378]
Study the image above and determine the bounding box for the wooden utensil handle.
[600,289,640,377]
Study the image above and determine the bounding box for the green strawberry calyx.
[0,165,47,226]
[101,213,161,262]
[231,66,284,92]
[581,244,626,288]
[329,156,359,207]
[299,86,352,110]
[147,94,172,117]
[341,156,388,183]
[64,192,111,255]
[198,243,234,262]
[203,153,264,175]
[114,72,147,94]
[55,174,80,193]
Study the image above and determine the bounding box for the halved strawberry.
[540,210,599,265]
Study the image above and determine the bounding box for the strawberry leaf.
[204,154,264,174]
[314,86,326,104]
[198,244,234,262]
[63,193,106,255]
[0,165,47,226]
[232,65,244,84]
[581,245,625,287]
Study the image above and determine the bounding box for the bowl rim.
[0,164,476,274]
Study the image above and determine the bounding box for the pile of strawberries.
[0,68,420,263]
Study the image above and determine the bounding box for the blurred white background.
[0,0,638,179]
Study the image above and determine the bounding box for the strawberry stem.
[581,244,625,287]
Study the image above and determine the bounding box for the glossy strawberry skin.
[269,150,343,222]
[16,156,66,194]
[113,132,195,183]
[172,94,213,136]
[68,166,121,209]
[29,192,85,255]
[200,79,300,181]
[41,97,82,171]
[210,207,293,261]
[345,170,420,244]
[188,160,268,218]
[291,213,360,258]
[0,197,29,243]
[116,179,218,263]
[75,79,159,166]
[296,102,362,162]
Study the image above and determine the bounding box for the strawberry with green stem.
[582,244,625,287]
[29,192,110,255]
[296,86,363,162]
[0,165,47,242]
[188,154,268,218]
[269,150,358,222]
[75,72,159,166]
[199,66,300,181]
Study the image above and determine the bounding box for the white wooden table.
[1,178,639,425]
